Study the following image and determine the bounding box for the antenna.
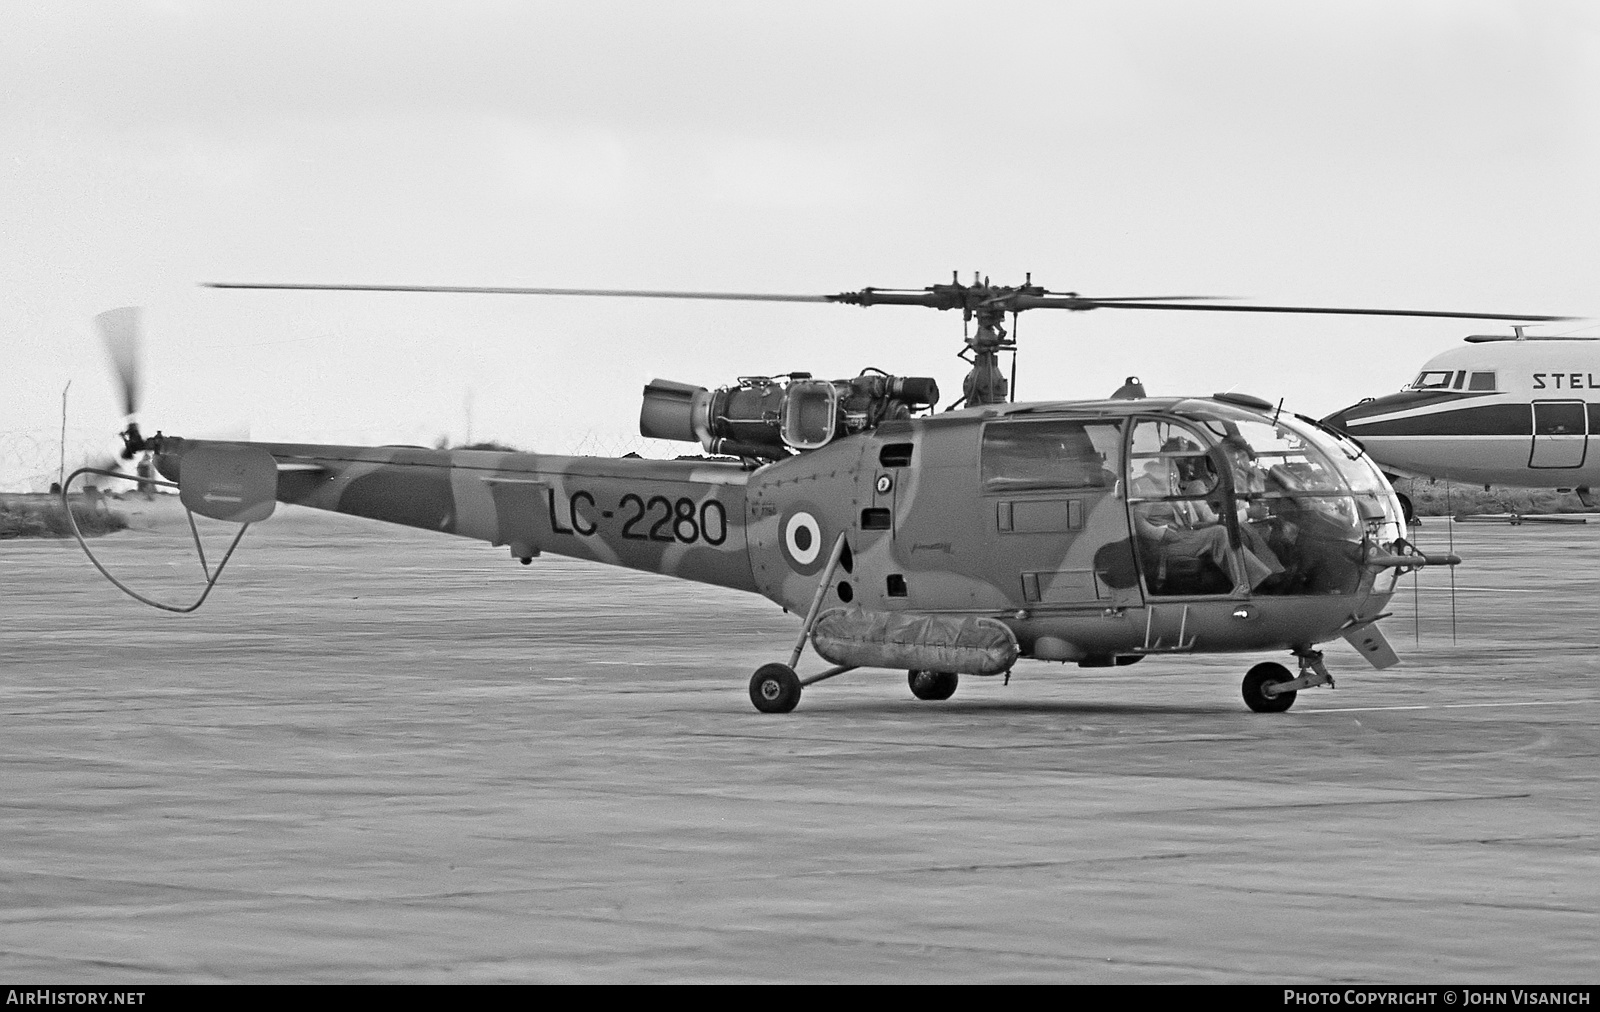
[59,380,71,491]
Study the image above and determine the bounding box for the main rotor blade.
[94,307,142,417]
[204,282,833,303]
[1019,297,1570,322]
[1043,294,1232,302]
[204,282,1570,322]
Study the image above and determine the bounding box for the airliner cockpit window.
[1468,372,1497,391]
[1412,371,1455,389]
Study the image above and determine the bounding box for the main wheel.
[1396,491,1418,526]
[908,670,959,701]
[749,663,802,714]
[1242,662,1297,713]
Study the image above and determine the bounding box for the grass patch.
[1398,479,1591,517]
[0,499,129,539]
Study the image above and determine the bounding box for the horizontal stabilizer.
[1464,334,1598,343]
[180,445,278,524]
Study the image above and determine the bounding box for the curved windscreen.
[1130,405,1405,597]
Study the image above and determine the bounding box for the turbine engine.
[640,372,939,459]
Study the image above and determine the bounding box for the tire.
[1396,491,1418,526]
[908,670,959,701]
[1242,661,1296,713]
[749,663,802,714]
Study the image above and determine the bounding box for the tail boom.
[154,439,757,593]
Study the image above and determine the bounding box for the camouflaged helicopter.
[72,276,1564,713]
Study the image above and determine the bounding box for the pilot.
[1132,441,1282,596]
[1218,435,1270,521]
[1250,443,1364,595]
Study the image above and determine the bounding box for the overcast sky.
[3,1,1597,488]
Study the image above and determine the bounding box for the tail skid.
[61,464,257,613]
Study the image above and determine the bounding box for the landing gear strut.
[746,533,851,714]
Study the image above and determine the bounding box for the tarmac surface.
[2,497,1597,983]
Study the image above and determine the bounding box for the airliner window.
[1534,402,1585,436]
[982,419,1122,492]
[1468,372,1497,391]
[1412,371,1454,389]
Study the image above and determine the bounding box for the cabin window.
[1534,402,1585,436]
[1467,372,1497,391]
[1127,419,1219,496]
[860,508,892,530]
[879,443,913,467]
[981,419,1122,492]
[1412,370,1455,389]
[1127,419,1231,596]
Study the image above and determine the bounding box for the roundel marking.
[875,474,893,495]
[781,509,825,573]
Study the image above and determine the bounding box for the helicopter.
[69,275,1564,714]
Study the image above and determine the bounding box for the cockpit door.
[1125,418,1243,598]
[1529,401,1587,469]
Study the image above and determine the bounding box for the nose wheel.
[1242,651,1337,712]
[1242,662,1296,712]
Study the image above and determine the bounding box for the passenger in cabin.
[1131,440,1283,596]
[1217,434,1295,560]
[1181,438,1284,570]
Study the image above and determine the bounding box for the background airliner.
[1323,330,1598,512]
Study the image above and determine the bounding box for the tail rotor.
[86,307,152,493]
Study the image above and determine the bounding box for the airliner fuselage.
[1324,339,1598,490]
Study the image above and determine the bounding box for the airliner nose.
[1321,394,1401,438]
[1321,405,1356,434]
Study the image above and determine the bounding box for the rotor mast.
[827,272,1044,407]
[958,272,1022,407]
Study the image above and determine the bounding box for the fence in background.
[0,428,117,493]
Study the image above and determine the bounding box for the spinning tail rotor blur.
[94,306,147,467]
